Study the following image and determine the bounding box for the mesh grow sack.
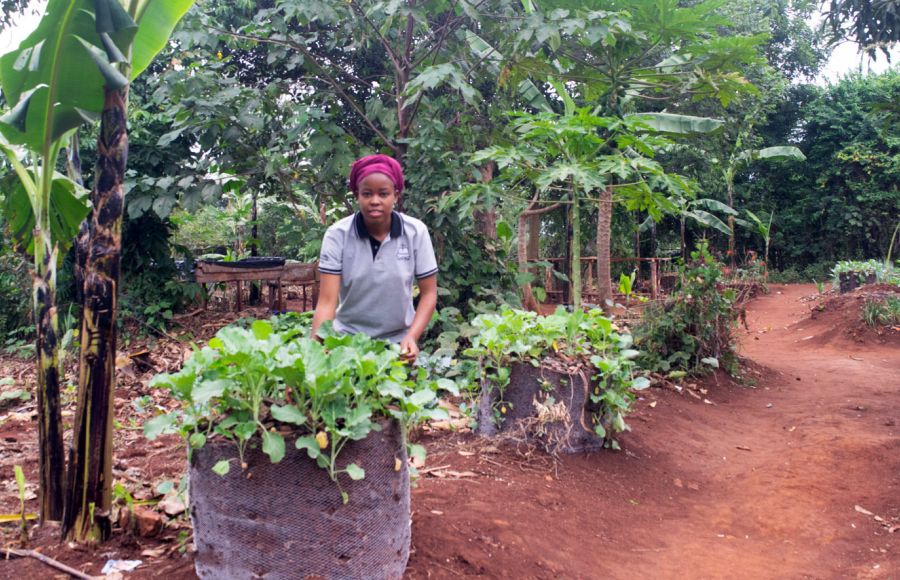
[190,421,410,579]
[478,362,604,454]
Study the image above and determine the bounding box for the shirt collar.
[354,211,402,239]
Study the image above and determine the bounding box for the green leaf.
[0,389,30,403]
[14,465,26,499]
[408,388,436,408]
[0,0,138,150]
[701,357,719,368]
[408,443,426,465]
[496,221,514,242]
[345,463,365,481]
[295,435,321,459]
[251,319,273,340]
[628,113,724,135]
[130,0,196,80]
[143,413,177,440]
[262,430,285,463]
[2,172,90,258]
[191,378,230,405]
[212,459,231,476]
[687,209,731,236]
[736,146,806,167]
[270,404,306,426]
[631,377,650,390]
[188,432,207,449]
[436,378,459,396]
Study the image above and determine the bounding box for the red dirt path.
[1,284,897,578]
[405,284,899,578]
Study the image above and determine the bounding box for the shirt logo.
[397,244,410,260]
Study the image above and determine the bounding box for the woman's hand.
[398,335,419,363]
[310,273,341,340]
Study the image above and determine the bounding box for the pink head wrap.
[348,154,404,195]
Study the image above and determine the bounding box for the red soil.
[1,284,898,578]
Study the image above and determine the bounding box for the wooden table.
[195,261,318,312]
[268,262,319,312]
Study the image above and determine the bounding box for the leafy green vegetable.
[145,320,446,496]
[461,306,643,442]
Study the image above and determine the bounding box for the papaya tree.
[472,94,716,309]
[722,142,806,268]
[500,0,764,302]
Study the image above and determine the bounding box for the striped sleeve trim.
[319,266,342,275]
[415,267,439,280]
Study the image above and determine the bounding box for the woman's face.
[356,172,399,224]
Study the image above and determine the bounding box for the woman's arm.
[399,274,437,362]
[310,273,341,339]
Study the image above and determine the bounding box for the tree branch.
[210,26,399,155]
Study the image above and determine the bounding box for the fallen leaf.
[736,445,751,451]
[649,401,657,408]
[673,478,684,488]
[855,505,874,516]
[458,450,476,457]
[431,510,444,516]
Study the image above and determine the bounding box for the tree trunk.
[570,188,581,310]
[249,189,260,304]
[63,86,128,543]
[69,132,89,308]
[518,202,560,312]
[595,186,613,305]
[562,208,571,305]
[727,175,736,271]
[34,231,65,522]
[518,212,538,312]
[527,214,540,264]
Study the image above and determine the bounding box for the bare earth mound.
[795,284,900,347]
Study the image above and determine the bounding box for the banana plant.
[0,0,194,538]
[723,145,805,266]
[0,0,130,523]
[63,0,195,543]
[736,209,774,279]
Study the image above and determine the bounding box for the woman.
[311,154,438,362]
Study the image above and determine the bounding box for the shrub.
[0,249,31,337]
[633,242,739,376]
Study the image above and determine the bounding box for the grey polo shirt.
[318,211,438,342]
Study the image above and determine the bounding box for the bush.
[0,247,32,337]
[120,214,200,331]
[634,242,740,376]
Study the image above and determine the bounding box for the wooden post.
[650,259,659,300]
[236,281,242,311]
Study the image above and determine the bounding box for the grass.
[861,296,900,327]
